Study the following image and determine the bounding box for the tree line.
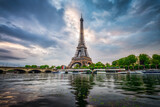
[25,54,160,70]
[111,54,160,70]
[25,65,57,69]
[74,54,160,70]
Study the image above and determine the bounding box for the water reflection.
[70,75,94,107]
[116,74,160,97]
[0,73,160,107]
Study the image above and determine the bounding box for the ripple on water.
[0,73,160,107]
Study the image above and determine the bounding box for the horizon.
[0,0,160,66]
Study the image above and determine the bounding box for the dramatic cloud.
[0,0,160,66]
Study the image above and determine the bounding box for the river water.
[0,73,160,107]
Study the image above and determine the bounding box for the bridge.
[0,67,56,73]
[0,67,125,74]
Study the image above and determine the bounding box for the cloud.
[0,48,10,53]
[0,55,25,60]
[0,24,58,48]
[0,0,160,66]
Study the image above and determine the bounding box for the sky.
[0,0,160,66]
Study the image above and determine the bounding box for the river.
[0,73,160,107]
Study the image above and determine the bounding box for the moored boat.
[52,71,60,73]
[72,71,79,74]
[97,71,106,74]
[118,71,128,74]
[128,70,143,74]
[142,69,160,74]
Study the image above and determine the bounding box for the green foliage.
[50,65,55,69]
[105,63,110,67]
[81,65,88,69]
[95,62,105,67]
[134,64,139,70]
[112,61,118,66]
[40,65,49,69]
[25,65,31,68]
[151,64,156,69]
[145,64,150,69]
[139,54,150,65]
[94,66,98,69]
[31,65,37,68]
[152,54,160,64]
[127,55,137,65]
[111,54,160,69]
[124,57,130,66]
[139,65,144,70]
[89,63,95,68]
[118,58,125,66]
[158,64,160,69]
[56,66,61,69]
[112,54,137,67]
[125,65,128,70]
[129,65,133,70]
[120,65,124,68]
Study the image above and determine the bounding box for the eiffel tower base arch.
[68,57,92,68]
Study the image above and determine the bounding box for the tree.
[31,65,37,68]
[89,63,95,69]
[124,57,130,66]
[40,65,49,69]
[151,64,156,69]
[134,64,139,70]
[129,65,133,70]
[112,61,118,66]
[152,54,160,65]
[81,65,87,69]
[139,54,150,65]
[105,63,110,67]
[118,58,125,66]
[56,66,61,69]
[127,55,137,65]
[125,65,128,70]
[44,65,49,69]
[40,65,45,69]
[120,65,124,68]
[139,65,144,70]
[145,64,150,69]
[95,62,105,67]
[25,65,31,68]
[50,65,55,69]
[158,63,160,69]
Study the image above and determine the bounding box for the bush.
[120,65,124,68]
[139,65,144,70]
[134,65,138,70]
[129,65,133,70]
[125,65,128,70]
[31,65,37,68]
[25,65,31,68]
[158,64,160,69]
[145,64,150,69]
[151,64,156,69]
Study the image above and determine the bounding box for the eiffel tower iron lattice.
[68,15,92,68]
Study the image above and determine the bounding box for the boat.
[128,70,143,74]
[97,71,106,74]
[142,69,160,74]
[86,70,92,74]
[59,71,66,74]
[118,71,128,74]
[52,71,60,73]
[72,71,79,74]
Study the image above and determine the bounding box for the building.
[68,15,92,68]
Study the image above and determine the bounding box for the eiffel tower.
[68,15,92,68]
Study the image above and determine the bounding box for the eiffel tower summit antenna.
[68,14,92,68]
